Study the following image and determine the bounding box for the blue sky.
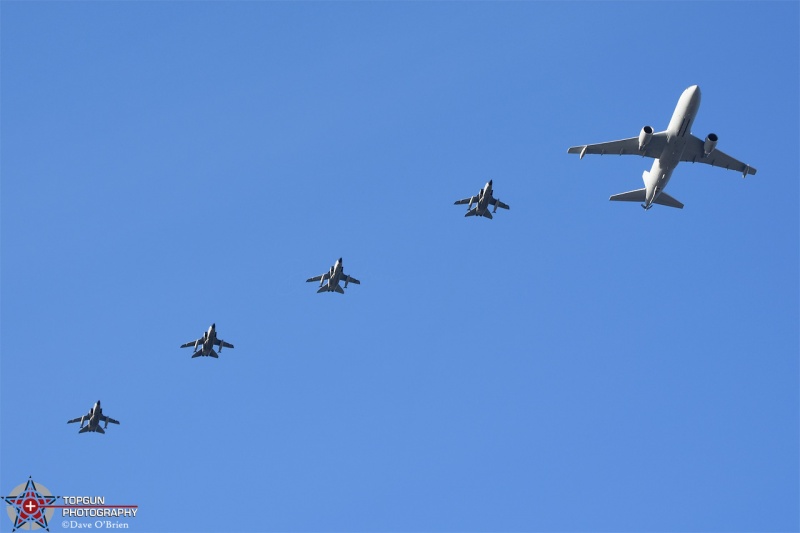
[2,2,798,532]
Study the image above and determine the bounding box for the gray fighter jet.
[307,258,360,294]
[180,323,234,358]
[454,180,510,219]
[67,401,120,434]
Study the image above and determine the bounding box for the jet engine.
[703,133,718,155]
[638,126,654,151]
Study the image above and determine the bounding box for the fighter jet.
[67,401,120,434]
[568,85,757,210]
[180,323,234,358]
[306,258,360,294]
[453,180,510,219]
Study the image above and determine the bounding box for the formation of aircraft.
[568,85,756,210]
[453,180,510,219]
[307,257,360,294]
[69,85,758,434]
[180,323,234,358]
[67,401,120,434]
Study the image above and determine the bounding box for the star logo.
[3,477,58,531]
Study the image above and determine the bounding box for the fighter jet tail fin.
[334,285,344,294]
[209,349,219,358]
[652,191,684,209]
[609,188,647,203]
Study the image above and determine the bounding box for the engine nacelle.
[344,277,349,289]
[638,126,654,151]
[703,133,718,155]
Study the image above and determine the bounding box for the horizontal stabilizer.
[482,210,493,219]
[95,426,105,434]
[209,349,219,358]
[653,191,684,209]
[317,285,329,293]
[334,285,344,294]
[79,426,91,433]
[609,188,647,203]
[464,208,478,217]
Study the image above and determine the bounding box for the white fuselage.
[325,260,343,290]
[643,85,701,206]
[198,324,216,354]
[473,181,492,214]
[83,401,102,429]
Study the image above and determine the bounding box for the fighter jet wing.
[306,272,330,283]
[214,339,234,349]
[343,275,360,285]
[490,198,510,210]
[454,196,477,205]
[680,134,757,177]
[568,133,667,159]
[180,338,201,348]
[67,411,91,424]
[102,416,120,425]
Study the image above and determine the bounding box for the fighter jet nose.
[339,257,343,263]
[212,323,215,328]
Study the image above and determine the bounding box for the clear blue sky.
[2,2,798,532]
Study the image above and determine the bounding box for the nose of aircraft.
[339,257,343,263]
[211,323,215,328]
